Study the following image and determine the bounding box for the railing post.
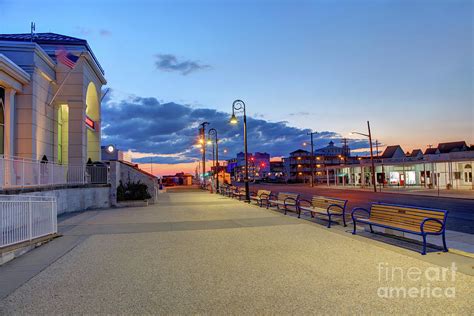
[51,198,56,233]
[28,196,33,241]
[22,159,25,188]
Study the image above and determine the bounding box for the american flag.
[55,48,79,69]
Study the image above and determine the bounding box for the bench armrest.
[351,207,370,219]
[420,218,445,234]
[259,193,270,200]
[299,199,312,207]
[327,204,344,215]
[268,193,278,201]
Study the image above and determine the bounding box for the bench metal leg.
[284,206,287,215]
[352,220,357,235]
[442,232,448,252]
[422,234,427,255]
[342,214,347,227]
[327,215,332,228]
[369,225,374,233]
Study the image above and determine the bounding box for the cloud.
[99,29,112,37]
[101,90,369,164]
[154,54,211,75]
[75,27,112,37]
[289,111,313,116]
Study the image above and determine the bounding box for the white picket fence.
[0,156,109,189]
[0,195,57,248]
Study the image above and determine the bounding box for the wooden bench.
[232,187,247,200]
[299,196,348,228]
[219,184,229,195]
[351,203,448,255]
[225,185,237,197]
[250,190,271,207]
[267,192,299,214]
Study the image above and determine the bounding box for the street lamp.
[208,128,219,193]
[350,120,377,192]
[199,122,210,187]
[229,99,250,202]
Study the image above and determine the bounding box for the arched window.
[0,87,5,156]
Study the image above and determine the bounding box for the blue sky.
[1,0,473,166]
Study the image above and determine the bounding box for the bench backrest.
[277,192,299,202]
[369,203,447,232]
[311,196,347,210]
[256,190,271,197]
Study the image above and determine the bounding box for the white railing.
[0,195,57,248]
[0,156,109,190]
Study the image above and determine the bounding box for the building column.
[3,88,16,157]
[67,100,86,166]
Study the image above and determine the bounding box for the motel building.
[325,141,474,191]
[0,32,106,188]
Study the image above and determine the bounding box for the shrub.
[117,179,151,201]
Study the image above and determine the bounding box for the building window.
[465,165,472,183]
[0,87,4,156]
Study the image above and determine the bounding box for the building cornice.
[0,53,31,86]
[0,41,56,70]
[83,51,107,85]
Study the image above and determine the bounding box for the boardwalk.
[1,188,473,314]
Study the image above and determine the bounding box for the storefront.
[326,152,474,191]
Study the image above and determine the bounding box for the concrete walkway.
[0,189,473,314]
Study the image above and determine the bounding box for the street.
[0,189,472,314]
[235,183,474,234]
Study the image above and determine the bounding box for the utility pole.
[367,121,377,193]
[341,138,349,157]
[375,140,380,158]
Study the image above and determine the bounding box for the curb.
[449,248,474,259]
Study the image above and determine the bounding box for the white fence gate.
[0,195,57,248]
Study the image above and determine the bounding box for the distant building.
[380,145,406,159]
[269,161,284,180]
[162,172,193,186]
[229,152,270,181]
[315,141,350,157]
[408,149,423,159]
[437,141,469,153]
[424,147,440,155]
[283,141,356,183]
[326,140,473,190]
[101,145,132,162]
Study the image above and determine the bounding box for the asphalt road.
[234,183,474,234]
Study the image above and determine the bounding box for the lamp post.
[351,121,377,192]
[229,99,250,202]
[307,131,316,187]
[208,128,219,193]
[199,122,209,187]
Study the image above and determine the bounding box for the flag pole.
[48,52,84,107]
[100,88,110,102]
